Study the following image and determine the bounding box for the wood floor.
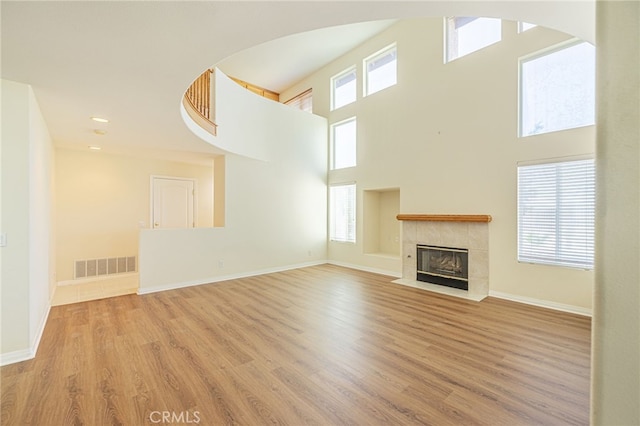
[1,264,591,425]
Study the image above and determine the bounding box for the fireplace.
[417,244,469,290]
[395,215,490,301]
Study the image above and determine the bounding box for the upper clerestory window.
[445,17,501,62]
[519,41,595,137]
[331,67,356,110]
[364,44,397,96]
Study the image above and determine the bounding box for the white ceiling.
[1,1,594,163]
[216,20,397,94]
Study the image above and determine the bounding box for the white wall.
[139,77,328,292]
[28,86,54,348]
[1,80,31,357]
[1,80,54,364]
[282,19,595,311]
[214,70,272,161]
[55,149,216,282]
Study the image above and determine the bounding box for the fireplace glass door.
[417,245,469,290]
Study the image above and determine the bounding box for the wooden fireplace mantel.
[396,214,492,223]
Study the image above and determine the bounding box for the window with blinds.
[284,88,312,113]
[517,158,595,269]
[330,183,356,243]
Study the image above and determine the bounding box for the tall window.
[445,17,501,62]
[331,67,356,110]
[517,158,595,269]
[331,118,356,170]
[520,41,595,137]
[284,88,312,113]
[330,183,356,243]
[364,44,397,96]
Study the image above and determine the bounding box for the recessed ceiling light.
[88,146,102,151]
[91,116,109,123]
[93,129,107,135]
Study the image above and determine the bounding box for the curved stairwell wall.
[139,71,328,293]
[181,69,284,162]
[211,69,275,161]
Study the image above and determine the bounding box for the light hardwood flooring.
[1,264,591,425]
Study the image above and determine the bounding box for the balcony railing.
[184,69,217,135]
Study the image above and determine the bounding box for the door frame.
[150,175,198,229]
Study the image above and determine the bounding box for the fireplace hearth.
[395,215,490,301]
[417,244,469,290]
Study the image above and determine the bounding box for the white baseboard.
[0,348,34,367]
[31,303,51,356]
[327,260,402,278]
[1,304,51,367]
[489,290,592,317]
[138,260,327,295]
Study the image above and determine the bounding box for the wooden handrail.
[184,69,217,135]
[229,76,280,102]
[396,214,492,223]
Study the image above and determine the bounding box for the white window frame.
[445,16,502,63]
[330,117,357,170]
[517,157,595,270]
[518,22,537,33]
[331,67,357,110]
[363,43,397,96]
[518,39,596,137]
[329,183,356,243]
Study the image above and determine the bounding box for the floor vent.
[74,256,136,279]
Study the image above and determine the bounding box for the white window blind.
[518,159,595,269]
[284,88,312,113]
[330,184,356,243]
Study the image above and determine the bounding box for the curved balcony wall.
[142,68,328,293]
[211,68,271,161]
[181,68,297,162]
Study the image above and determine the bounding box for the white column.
[592,1,640,424]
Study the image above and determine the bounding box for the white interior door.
[152,177,195,229]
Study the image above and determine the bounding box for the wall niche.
[363,188,400,257]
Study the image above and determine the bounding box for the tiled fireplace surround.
[393,215,490,301]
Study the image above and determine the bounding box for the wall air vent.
[74,255,137,279]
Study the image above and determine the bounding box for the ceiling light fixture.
[91,116,109,123]
[88,146,102,151]
[93,129,107,135]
